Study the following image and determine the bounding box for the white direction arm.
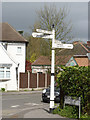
[53,43,73,49]
[42,35,53,39]
[55,40,62,44]
[32,32,44,37]
[36,29,52,35]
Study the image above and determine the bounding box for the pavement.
[7,104,65,118]
[24,108,65,118]
[2,90,42,95]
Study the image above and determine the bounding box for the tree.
[31,5,73,61]
[32,5,72,43]
[26,5,73,62]
[30,53,36,63]
[26,36,50,61]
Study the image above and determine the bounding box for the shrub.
[1,88,5,92]
[31,88,34,91]
[56,66,90,115]
[53,105,90,119]
[53,105,78,118]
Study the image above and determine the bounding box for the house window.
[6,67,10,78]
[17,47,22,54]
[0,67,10,79]
[0,67,4,78]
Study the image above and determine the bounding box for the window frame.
[17,46,22,54]
[0,67,11,80]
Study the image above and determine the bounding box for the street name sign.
[64,96,80,106]
[64,96,81,118]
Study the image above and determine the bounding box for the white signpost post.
[32,25,73,113]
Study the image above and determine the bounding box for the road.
[2,91,47,118]
[2,91,62,118]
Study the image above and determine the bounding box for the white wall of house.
[7,43,26,73]
[0,44,18,90]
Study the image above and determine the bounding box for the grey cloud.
[2,2,88,42]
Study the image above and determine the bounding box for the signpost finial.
[52,24,54,28]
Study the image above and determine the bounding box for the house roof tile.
[32,42,90,66]
[74,55,90,66]
[32,56,51,65]
[0,23,28,43]
[32,55,72,66]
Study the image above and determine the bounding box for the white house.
[0,23,28,91]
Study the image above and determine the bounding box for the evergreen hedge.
[56,66,90,115]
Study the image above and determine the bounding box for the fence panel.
[47,74,51,87]
[20,73,28,88]
[39,73,45,87]
[30,73,37,88]
[20,72,53,88]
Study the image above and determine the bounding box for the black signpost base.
[49,108,55,113]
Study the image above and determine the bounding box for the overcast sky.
[2,2,88,43]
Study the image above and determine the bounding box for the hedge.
[56,66,90,115]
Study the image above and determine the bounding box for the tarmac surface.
[2,91,66,119]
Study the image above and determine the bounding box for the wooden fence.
[20,72,51,88]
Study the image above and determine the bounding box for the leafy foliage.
[26,36,50,61]
[1,88,5,92]
[25,5,73,62]
[56,66,90,115]
[53,105,78,118]
[53,105,90,119]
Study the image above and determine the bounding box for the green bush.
[1,88,5,92]
[53,105,78,118]
[56,66,90,115]
[31,88,34,91]
[53,105,90,119]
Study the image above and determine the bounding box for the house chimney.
[18,30,23,36]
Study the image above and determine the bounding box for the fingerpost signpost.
[32,24,73,113]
